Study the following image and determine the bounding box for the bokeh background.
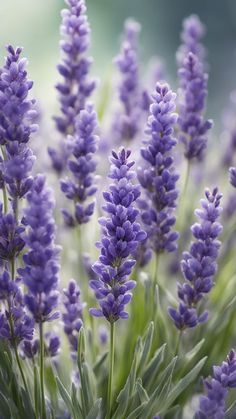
[1,0,236,132]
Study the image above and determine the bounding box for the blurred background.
[0,0,236,132]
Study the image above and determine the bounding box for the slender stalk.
[107,322,115,419]
[177,159,191,232]
[14,344,28,391]
[174,331,182,356]
[153,254,159,291]
[2,185,8,213]
[39,321,47,419]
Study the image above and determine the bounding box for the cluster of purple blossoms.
[196,350,236,418]
[138,83,179,256]
[61,104,99,226]
[229,166,236,188]
[0,45,37,206]
[113,19,142,143]
[0,273,34,346]
[177,52,212,161]
[19,175,60,323]
[169,188,222,330]
[62,279,83,355]
[22,333,60,359]
[176,14,205,67]
[49,0,95,173]
[90,148,146,323]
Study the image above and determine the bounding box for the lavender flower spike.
[0,45,37,203]
[49,0,96,172]
[63,279,83,355]
[61,104,99,226]
[169,188,222,330]
[176,14,205,66]
[19,175,60,323]
[90,148,146,323]
[114,19,141,142]
[138,83,179,255]
[178,52,212,161]
[196,350,236,419]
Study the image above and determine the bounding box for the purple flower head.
[229,167,236,188]
[0,45,37,200]
[62,279,83,354]
[0,287,34,346]
[61,104,99,226]
[0,204,25,261]
[196,350,236,419]
[113,19,142,142]
[0,270,18,300]
[169,188,222,330]
[89,148,146,323]
[44,333,61,357]
[138,83,179,255]
[177,14,205,67]
[21,333,60,359]
[19,174,60,323]
[21,339,39,359]
[50,0,96,173]
[178,52,212,161]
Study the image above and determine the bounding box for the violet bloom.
[0,281,34,347]
[196,350,236,419]
[0,45,37,204]
[113,19,141,143]
[61,104,99,226]
[138,83,179,255]
[62,279,83,354]
[178,52,212,161]
[229,167,236,188]
[19,175,60,323]
[90,148,146,323]
[169,188,222,330]
[22,334,60,359]
[0,204,25,261]
[49,0,95,173]
[176,14,205,67]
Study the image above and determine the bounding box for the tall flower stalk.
[138,83,179,285]
[49,0,96,173]
[19,175,60,418]
[89,148,146,417]
[169,188,222,330]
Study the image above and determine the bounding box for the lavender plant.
[1,2,236,419]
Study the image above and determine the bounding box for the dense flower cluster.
[197,350,236,418]
[176,14,205,66]
[0,271,34,346]
[61,104,99,226]
[138,83,179,255]
[0,45,37,203]
[49,0,95,172]
[63,279,83,354]
[177,52,212,161]
[169,188,222,330]
[113,19,142,143]
[19,175,60,323]
[90,148,146,323]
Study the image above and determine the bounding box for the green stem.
[2,185,8,213]
[178,160,191,232]
[39,321,47,419]
[153,254,159,291]
[174,331,182,356]
[107,322,115,419]
[14,344,28,391]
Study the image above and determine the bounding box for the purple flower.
[196,350,236,419]
[21,339,39,359]
[21,333,60,359]
[169,188,222,330]
[177,52,212,161]
[0,45,37,200]
[19,175,60,323]
[176,15,205,67]
[61,104,99,226]
[62,279,83,354]
[229,167,236,188]
[89,148,146,323]
[0,287,34,346]
[49,0,95,173]
[113,19,142,143]
[138,83,179,255]
[0,205,25,261]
